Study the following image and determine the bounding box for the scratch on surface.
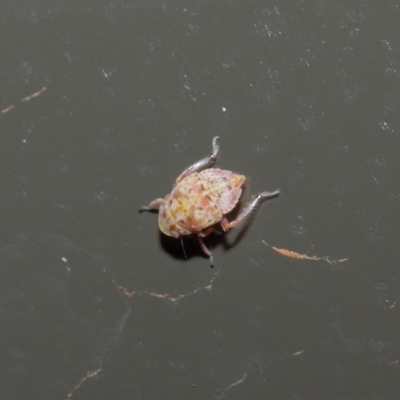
[1,86,47,114]
[226,373,247,390]
[262,241,349,265]
[66,367,102,399]
[292,349,306,356]
[117,271,219,303]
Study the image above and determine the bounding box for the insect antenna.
[180,237,187,259]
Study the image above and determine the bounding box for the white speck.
[62,257,67,262]
[22,139,27,143]
[371,174,380,185]
[222,107,227,112]
[379,120,393,132]
[382,40,392,51]
[101,69,113,79]
[64,51,72,61]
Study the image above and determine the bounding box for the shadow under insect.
[158,193,265,267]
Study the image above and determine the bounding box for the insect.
[139,136,280,266]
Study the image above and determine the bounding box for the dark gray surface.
[1,1,400,399]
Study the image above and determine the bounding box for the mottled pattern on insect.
[139,137,280,266]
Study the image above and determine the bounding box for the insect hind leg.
[221,190,280,230]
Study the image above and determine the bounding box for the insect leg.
[175,136,220,184]
[197,235,214,267]
[138,198,164,212]
[221,190,280,230]
[198,227,214,237]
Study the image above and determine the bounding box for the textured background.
[1,1,400,399]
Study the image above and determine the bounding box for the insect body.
[139,137,279,266]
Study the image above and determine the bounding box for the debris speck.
[226,373,247,390]
[1,86,47,115]
[117,271,219,303]
[21,86,47,102]
[262,241,348,265]
[1,104,15,114]
[66,367,102,399]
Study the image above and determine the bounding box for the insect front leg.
[221,190,280,230]
[175,136,220,184]
[138,198,164,212]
